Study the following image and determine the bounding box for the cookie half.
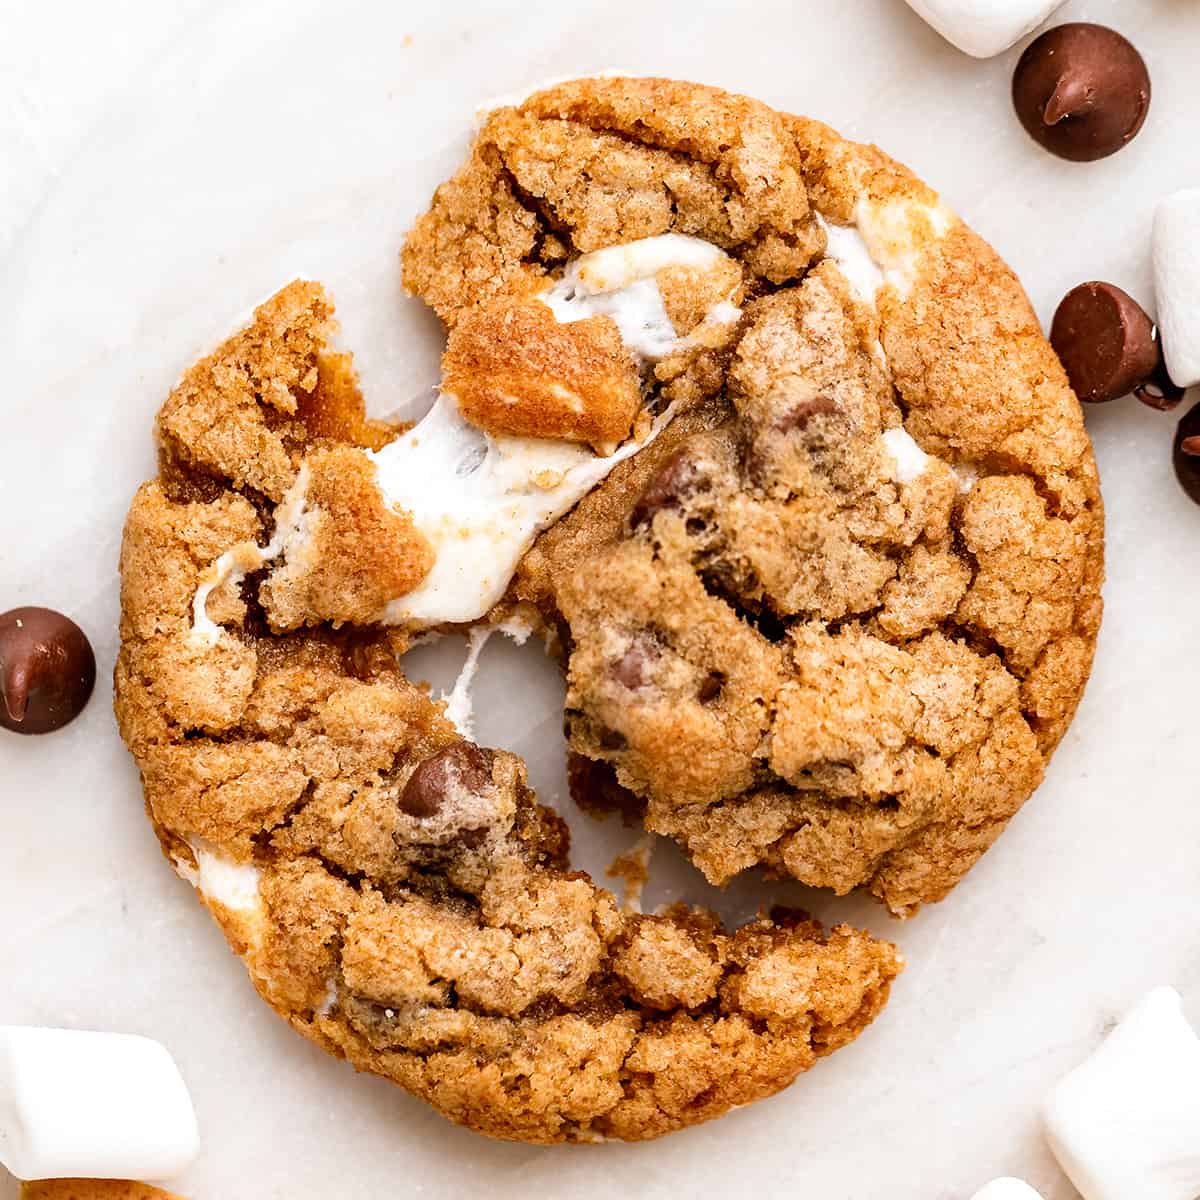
[406,77,1103,916]
[116,277,901,1144]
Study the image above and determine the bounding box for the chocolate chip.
[598,727,628,752]
[567,752,647,827]
[0,607,96,735]
[610,635,661,690]
[1134,358,1186,412]
[774,396,838,434]
[399,742,494,818]
[1050,282,1160,404]
[1173,402,1200,506]
[1013,24,1151,163]
[697,671,726,703]
[630,451,705,528]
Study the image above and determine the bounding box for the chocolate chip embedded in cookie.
[398,742,494,818]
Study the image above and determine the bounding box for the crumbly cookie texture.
[406,77,1101,915]
[116,275,901,1143]
[442,299,642,446]
[20,1185,183,1200]
[116,74,1101,1143]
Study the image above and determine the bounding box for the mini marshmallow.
[970,1180,1045,1200]
[1042,987,1200,1200]
[904,0,1065,58]
[0,1027,199,1181]
[1153,190,1200,389]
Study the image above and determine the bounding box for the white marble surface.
[2,2,1199,1197]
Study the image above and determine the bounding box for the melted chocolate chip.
[399,742,494,818]
[1013,24,1151,163]
[697,671,726,704]
[1050,282,1160,404]
[1134,358,1186,412]
[598,727,628,752]
[1173,402,1200,507]
[0,607,96,735]
[610,635,661,690]
[630,451,705,529]
[566,752,647,827]
[774,396,838,434]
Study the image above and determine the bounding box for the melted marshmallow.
[441,626,494,738]
[371,235,741,626]
[191,464,312,644]
[855,198,953,299]
[882,427,930,484]
[175,839,263,916]
[542,233,740,362]
[817,215,885,303]
[817,200,953,303]
[373,393,678,625]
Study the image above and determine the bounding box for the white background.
[2,2,1198,1197]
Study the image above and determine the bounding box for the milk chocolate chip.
[1013,24,1151,162]
[1173,402,1200,507]
[0,607,96,735]
[774,396,838,434]
[630,451,706,528]
[399,742,494,818]
[1050,282,1160,404]
[610,634,661,690]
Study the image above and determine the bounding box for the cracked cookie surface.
[115,74,1101,1144]
[444,78,1102,915]
[116,280,900,1144]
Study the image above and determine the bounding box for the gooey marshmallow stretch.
[0,1027,199,1181]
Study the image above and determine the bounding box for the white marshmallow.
[816,215,885,304]
[903,0,1065,58]
[191,462,312,644]
[371,235,742,626]
[970,1180,1045,1200]
[372,392,678,625]
[882,427,931,484]
[440,625,494,739]
[0,1026,199,1181]
[542,233,740,362]
[188,840,263,913]
[186,236,741,633]
[1153,190,1200,389]
[1042,987,1200,1200]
